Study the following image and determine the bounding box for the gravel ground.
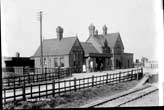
[121,90,159,107]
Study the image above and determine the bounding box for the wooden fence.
[2,67,74,75]
[3,67,73,87]
[2,68,143,105]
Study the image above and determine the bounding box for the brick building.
[86,24,133,70]
[32,26,84,73]
[32,24,133,73]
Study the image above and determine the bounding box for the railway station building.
[32,24,133,73]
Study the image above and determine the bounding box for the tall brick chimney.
[89,24,95,36]
[56,26,63,41]
[103,25,107,35]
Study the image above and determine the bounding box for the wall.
[114,54,122,69]
[104,57,112,70]
[122,53,133,68]
[32,55,69,68]
[110,52,133,69]
[69,39,84,72]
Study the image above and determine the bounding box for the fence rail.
[2,67,73,87]
[2,68,143,105]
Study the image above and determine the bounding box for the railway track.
[81,84,158,108]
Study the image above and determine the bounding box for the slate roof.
[80,42,99,55]
[92,32,123,48]
[33,37,77,57]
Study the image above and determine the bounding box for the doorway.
[116,59,122,69]
[96,57,104,71]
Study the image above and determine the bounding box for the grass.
[56,80,138,108]
[3,80,138,109]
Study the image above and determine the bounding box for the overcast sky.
[2,0,160,61]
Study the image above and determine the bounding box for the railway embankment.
[4,80,139,109]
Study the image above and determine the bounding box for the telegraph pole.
[38,11,44,74]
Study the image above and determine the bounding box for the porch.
[84,53,112,72]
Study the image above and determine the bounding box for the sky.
[1,0,160,61]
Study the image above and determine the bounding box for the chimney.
[95,30,98,35]
[16,52,20,57]
[88,24,95,36]
[103,25,107,35]
[56,26,63,41]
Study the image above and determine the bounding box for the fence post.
[19,76,21,86]
[106,73,108,84]
[39,83,41,98]
[119,72,121,82]
[28,74,30,84]
[45,68,47,81]
[52,80,55,97]
[137,69,139,80]
[92,75,94,87]
[58,81,60,96]
[23,82,26,101]
[8,78,10,86]
[140,68,143,79]
[33,74,34,83]
[74,78,77,91]
[46,81,48,97]
[30,84,32,98]
[14,78,16,101]
[131,70,133,81]
[4,88,6,104]
[58,68,60,79]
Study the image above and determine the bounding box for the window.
[43,57,46,65]
[73,53,76,61]
[54,58,58,67]
[107,58,110,65]
[60,57,64,67]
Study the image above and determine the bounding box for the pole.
[39,11,44,74]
